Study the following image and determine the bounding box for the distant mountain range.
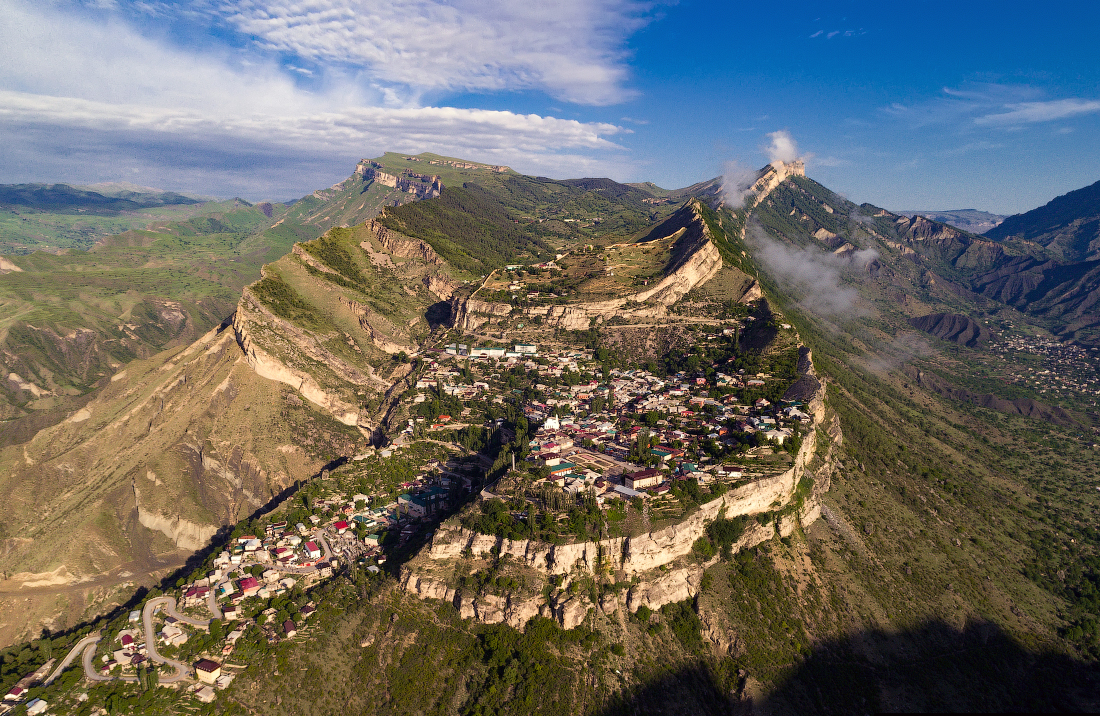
[895,208,1006,234]
[0,182,205,213]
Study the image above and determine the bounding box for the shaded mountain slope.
[907,312,995,346]
[986,178,1100,261]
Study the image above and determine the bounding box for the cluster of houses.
[93,613,157,679]
[995,333,1100,399]
[402,335,811,507]
[520,362,810,502]
[2,660,55,714]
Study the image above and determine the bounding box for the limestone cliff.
[741,160,805,215]
[356,163,443,200]
[361,217,443,266]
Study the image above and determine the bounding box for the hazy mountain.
[895,208,1006,234]
[0,183,204,213]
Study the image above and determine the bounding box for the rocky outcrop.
[401,572,542,629]
[338,297,416,355]
[626,566,703,612]
[133,484,217,551]
[0,257,23,274]
[292,244,338,276]
[356,163,443,199]
[743,160,806,214]
[451,165,803,332]
[451,200,724,331]
[424,273,460,301]
[363,218,443,265]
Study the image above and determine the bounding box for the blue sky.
[1,0,1097,213]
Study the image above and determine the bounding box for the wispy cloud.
[975,99,1100,126]
[809,28,865,40]
[745,222,878,317]
[936,140,1004,156]
[193,0,651,106]
[721,160,758,208]
[882,83,1100,131]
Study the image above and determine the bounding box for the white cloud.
[975,99,1100,126]
[765,130,800,163]
[0,0,636,198]
[201,0,648,106]
[721,160,757,208]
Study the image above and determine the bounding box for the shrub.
[692,536,717,561]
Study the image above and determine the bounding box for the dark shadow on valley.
[596,618,1100,715]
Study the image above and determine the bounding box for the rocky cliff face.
[450,165,805,333]
[233,289,372,428]
[362,217,443,266]
[356,164,443,200]
[450,200,725,332]
[742,160,806,214]
[402,349,834,628]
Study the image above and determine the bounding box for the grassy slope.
[376,172,677,276]
[699,179,1100,706]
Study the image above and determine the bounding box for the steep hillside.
[0,215,448,645]
[986,178,1100,261]
[0,159,753,648]
[0,155,471,448]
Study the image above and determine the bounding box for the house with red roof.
[238,576,260,596]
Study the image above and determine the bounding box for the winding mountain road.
[55,531,334,685]
[43,634,102,686]
[141,597,194,683]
